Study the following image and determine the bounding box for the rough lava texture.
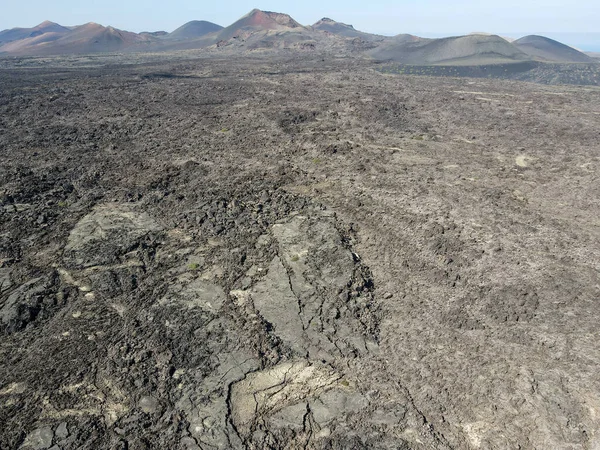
[0,55,600,449]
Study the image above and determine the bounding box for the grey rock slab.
[159,278,226,312]
[180,437,201,450]
[54,422,68,439]
[0,268,13,294]
[207,351,261,392]
[186,399,231,449]
[251,256,307,355]
[246,212,368,359]
[0,277,42,328]
[268,402,308,430]
[0,275,55,332]
[230,360,341,436]
[370,404,407,426]
[63,203,162,268]
[271,214,355,298]
[310,388,369,427]
[21,427,53,449]
[175,350,258,449]
[139,395,160,414]
[255,234,271,248]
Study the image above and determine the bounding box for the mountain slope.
[0,21,69,43]
[312,18,381,40]
[514,35,593,63]
[1,22,155,55]
[214,9,305,42]
[370,34,530,65]
[0,31,69,54]
[167,21,223,40]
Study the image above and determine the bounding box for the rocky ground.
[377,61,600,86]
[1,56,600,449]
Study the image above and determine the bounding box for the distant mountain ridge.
[0,10,596,65]
[0,21,154,55]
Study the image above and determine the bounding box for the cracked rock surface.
[1,56,600,449]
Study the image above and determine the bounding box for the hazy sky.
[2,0,599,36]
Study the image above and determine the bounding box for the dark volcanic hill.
[214,9,305,42]
[167,20,223,40]
[370,34,530,65]
[514,35,594,63]
[312,17,380,40]
[0,20,69,43]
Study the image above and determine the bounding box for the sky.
[2,0,599,50]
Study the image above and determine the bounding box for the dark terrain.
[1,55,600,449]
[377,61,600,86]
